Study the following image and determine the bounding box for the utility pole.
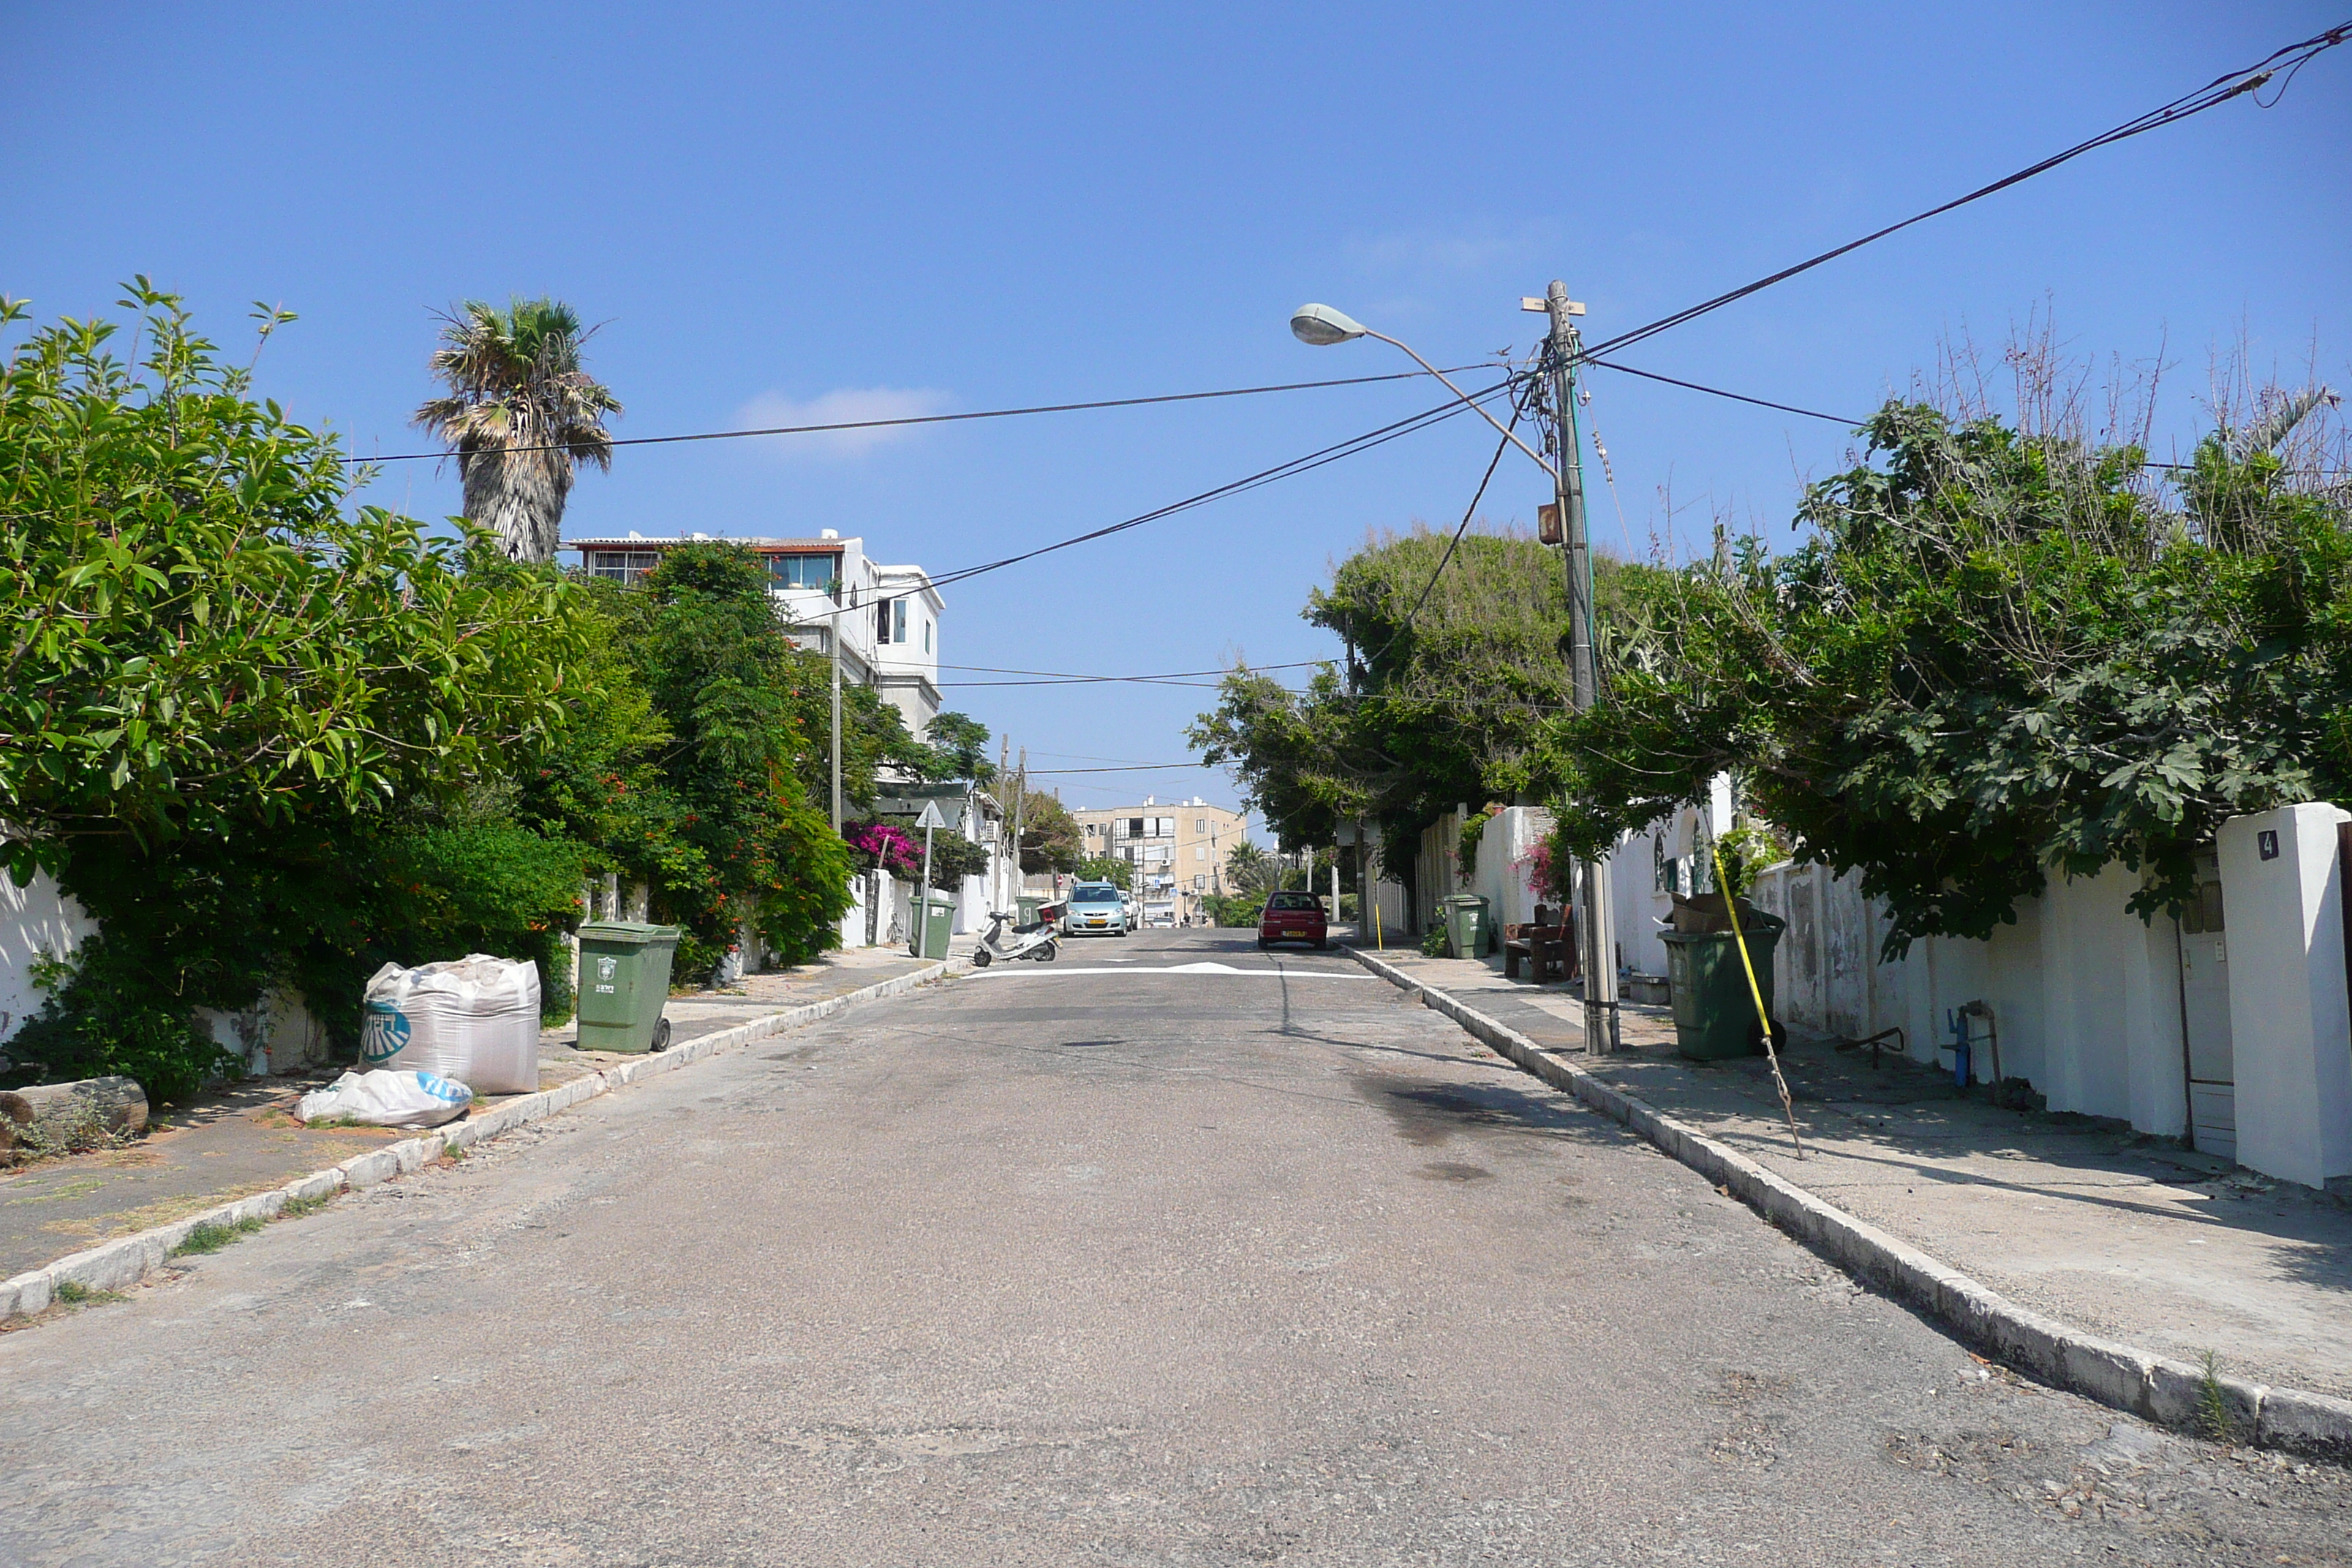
[998,736,1012,912]
[1535,279,1619,1055]
[1009,744,1027,906]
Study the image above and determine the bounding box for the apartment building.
[565,529,943,734]
[1067,797,1249,925]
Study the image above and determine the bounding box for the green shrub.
[371,823,587,1022]
[1202,894,1264,927]
[10,934,244,1106]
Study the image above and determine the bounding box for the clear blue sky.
[7,4,2346,825]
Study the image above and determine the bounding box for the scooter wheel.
[1039,941,1058,963]
[971,948,992,968]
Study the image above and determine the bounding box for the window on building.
[923,619,932,654]
[766,554,838,591]
[892,600,908,644]
[1127,818,1145,837]
[588,551,660,582]
[875,598,892,643]
[1195,818,1206,834]
[1194,845,1206,862]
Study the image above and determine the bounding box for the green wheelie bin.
[576,921,682,1052]
[1441,893,1493,960]
[911,892,956,960]
[1659,910,1787,1060]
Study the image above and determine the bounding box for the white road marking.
[976,960,1371,979]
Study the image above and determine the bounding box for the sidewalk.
[0,943,952,1283]
[1352,940,2352,1404]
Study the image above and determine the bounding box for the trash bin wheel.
[652,1017,673,1052]
[1746,1016,1788,1057]
[972,948,993,968]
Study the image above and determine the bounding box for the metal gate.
[2177,854,2234,1160]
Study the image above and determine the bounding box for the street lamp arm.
[1360,330,1554,480]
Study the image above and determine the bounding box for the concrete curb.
[0,955,967,1325]
[1346,944,2352,1462]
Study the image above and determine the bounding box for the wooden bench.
[1503,921,1572,982]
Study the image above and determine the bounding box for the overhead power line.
[342,364,1493,465]
[1573,21,2351,366]
[933,658,1321,682]
[1020,762,1207,775]
[780,377,1518,621]
[1584,358,1860,426]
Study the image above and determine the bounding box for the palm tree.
[1224,841,1278,896]
[412,298,621,562]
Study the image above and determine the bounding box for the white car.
[1063,882,1130,938]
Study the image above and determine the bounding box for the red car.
[1257,891,1329,951]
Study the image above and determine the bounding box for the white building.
[568,529,943,735]
[1066,799,1249,924]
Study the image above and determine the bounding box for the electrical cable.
[1570,22,2350,367]
[341,363,1493,465]
[778,375,1521,622]
[1584,357,1861,426]
[1020,763,1207,775]
[941,676,1224,688]
[1349,377,1540,676]
[932,658,1322,682]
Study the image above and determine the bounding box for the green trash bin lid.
[578,921,681,946]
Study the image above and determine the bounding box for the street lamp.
[1289,290,1619,1054]
[1288,304,1554,478]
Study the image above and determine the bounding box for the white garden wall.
[0,868,96,1047]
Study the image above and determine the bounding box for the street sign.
[914,800,948,830]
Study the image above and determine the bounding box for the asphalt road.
[3,929,2345,1565]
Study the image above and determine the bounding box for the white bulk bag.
[294,1068,473,1128]
[361,954,542,1096]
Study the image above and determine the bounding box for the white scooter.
[970,909,1059,967]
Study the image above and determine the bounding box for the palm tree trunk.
[460,445,575,563]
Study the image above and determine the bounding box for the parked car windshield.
[1071,887,1122,903]
[1267,893,1322,911]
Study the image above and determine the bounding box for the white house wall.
[1594,802,2194,1141]
[1469,808,1553,930]
[0,867,96,1047]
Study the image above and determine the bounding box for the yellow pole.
[1711,844,1806,1158]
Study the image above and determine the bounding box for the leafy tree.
[0,286,595,1096]
[1540,396,2352,954]
[923,712,997,783]
[1013,788,1082,875]
[617,542,853,972]
[412,297,620,563]
[1192,526,1660,907]
[1072,854,1131,889]
[1,286,584,875]
[916,830,992,886]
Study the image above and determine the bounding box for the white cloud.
[732,385,954,459]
